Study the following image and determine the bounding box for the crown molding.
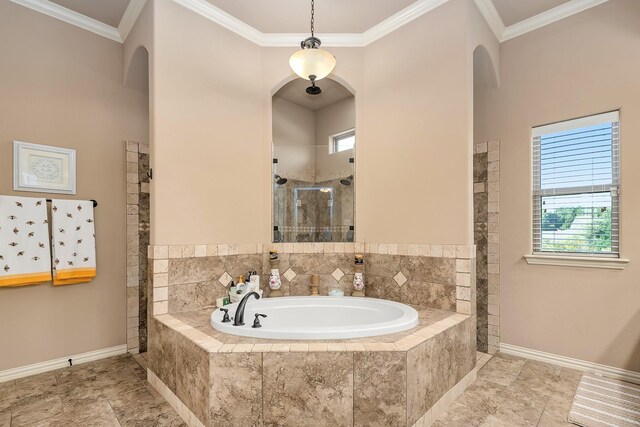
[259,33,365,48]
[359,0,450,46]
[501,0,610,42]
[174,0,450,48]
[9,0,613,46]
[473,0,610,43]
[473,0,505,42]
[9,0,122,42]
[118,0,147,42]
[173,0,264,45]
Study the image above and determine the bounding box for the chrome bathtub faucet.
[233,291,260,326]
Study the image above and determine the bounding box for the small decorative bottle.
[352,254,365,297]
[268,250,283,297]
[310,274,320,296]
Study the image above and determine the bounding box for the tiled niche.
[125,141,150,354]
[473,140,500,354]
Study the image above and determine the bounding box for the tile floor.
[0,353,184,426]
[435,352,581,426]
[0,351,580,426]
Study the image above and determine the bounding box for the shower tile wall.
[125,141,150,353]
[274,177,354,242]
[473,141,500,354]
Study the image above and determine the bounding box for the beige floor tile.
[478,352,526,386]
[436,353,581,427]
[9,396,62,427]
[1,354,182,427]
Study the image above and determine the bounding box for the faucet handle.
[219,308,231,323]
[252,313,267,328]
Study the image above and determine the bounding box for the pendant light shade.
[289,48,336,81]
[289,0,335,95]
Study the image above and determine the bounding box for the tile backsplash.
[148,243,475,317]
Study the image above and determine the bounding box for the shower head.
[340,175,354,186]
[275,174,288,185]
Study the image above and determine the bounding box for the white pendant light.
[289,0,336,95]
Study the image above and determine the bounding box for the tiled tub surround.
[125,141,150,354]
[148,243,475,317]
[473,141,500,354]
[147,306,477,427]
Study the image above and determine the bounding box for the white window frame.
[329,129,355,154]
[525,111,629,269]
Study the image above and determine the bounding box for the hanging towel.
[51,199,96,285]
[0,195,52,287]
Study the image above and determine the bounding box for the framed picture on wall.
[13,141,76,194]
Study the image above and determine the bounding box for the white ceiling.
[275,79,353,112]
[492,0,570,27]
[11,0,609,44]
[49,0,130,28]
[204,0,417,33]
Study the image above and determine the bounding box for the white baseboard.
[500,343,640,385]
[0,344,128,383]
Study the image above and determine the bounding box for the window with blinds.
[532,111,620,256]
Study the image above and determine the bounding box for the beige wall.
[148,0,482,247]
[0,2,148,370]
[475,0,640,371]
[151,0,264,245]
[315,97,355,181]
[272,97,316,181]
[359,0,473,244]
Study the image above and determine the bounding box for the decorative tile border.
[148,369,205,427]
[411,368,478,427]
[148,243,474,258]
[125,141,150,354]
[153,311,470,355]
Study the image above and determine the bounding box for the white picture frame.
[13,141,76,195]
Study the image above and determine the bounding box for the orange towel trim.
[0,272,52,287]
[54,268,96,280]
[53,267,96,286]
[53,277,94,286]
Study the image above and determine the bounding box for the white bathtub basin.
[210,296,419,340]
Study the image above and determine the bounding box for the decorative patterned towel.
[0,195,52,287]
[51,199,96,285]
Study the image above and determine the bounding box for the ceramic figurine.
[352,254,365,296]
[268,250,283,297]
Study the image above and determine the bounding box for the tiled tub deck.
[147,305,477,427]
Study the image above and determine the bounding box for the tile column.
[486,141,500,354]
[125,141,150,353]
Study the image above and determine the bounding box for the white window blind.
[532,111,619,256]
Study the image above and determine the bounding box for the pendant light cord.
[310,0,315,37]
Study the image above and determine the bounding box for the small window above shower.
[271,78,355,243]
[330,129,355,154]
